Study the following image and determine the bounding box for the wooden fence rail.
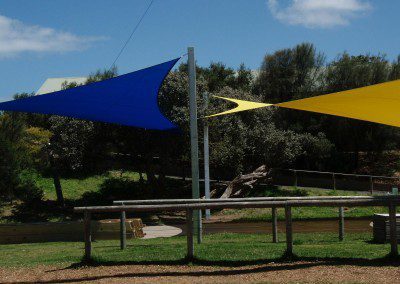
[114,196,389,245]
[74,196,399,261]
[112,196,384,205]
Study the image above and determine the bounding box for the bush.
[17,170,44,202]
[8,172,45,223]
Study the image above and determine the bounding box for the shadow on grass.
[2,176,191,223]
[67,252,400,269]
[18,255,400,284]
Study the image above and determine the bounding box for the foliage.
[322,53,400,169]
[47,68,118,173]
[0,112,43,201]
[0,113,28,199]
[4,42,400,208]
[254,42,325,104]
[48,116,94,172]
[22,127,52,170]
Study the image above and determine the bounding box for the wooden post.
[389,202,398,257]
[186,209,194,260]
[84,211,92,261]
[333,173,336,190]
[272,207,278,243]
[285,205,293,256]
[370,176,374,195]
[120,211,126,250]
[339,207,344,241]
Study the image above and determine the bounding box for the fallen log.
[210,165,272,199]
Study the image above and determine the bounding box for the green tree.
[252,43,333,170]
[0,118,23,199]
[0,111,42,201]
[324,53,399,170]
[45,68,118,205]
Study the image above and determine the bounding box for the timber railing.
[272,169,400,193]
[74,196,399,261]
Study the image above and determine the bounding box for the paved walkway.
[143,225,182,239]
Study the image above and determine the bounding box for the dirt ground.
[1,261,399,284]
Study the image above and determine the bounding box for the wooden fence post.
[186,209,194,260]
[389,202,398,257]
[370,176,374,195]
[333,173,336,190]
[272,207,278,243]
[84,211,92,261]
[285,205,293,256]
[339,207,344,241]
[120,211,127,250]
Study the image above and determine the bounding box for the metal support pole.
[339,207,344,241]
[84,211,92,261]
[294,170,298,189]
[188,47,202,244]
[272,207,278,243]
[120,211,127,249]
[388,202,398,257]
[186,209,194,260]
[203,92,211,220]
[285,205,293,256]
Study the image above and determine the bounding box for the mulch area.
[1,261,400,284]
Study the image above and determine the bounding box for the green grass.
[218,186,388,222]
[25,172,390,222]
[221,206,388,222]
[31,170,142,200]
[0,233,396,268]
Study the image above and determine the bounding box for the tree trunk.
[50,159,64,207]
[144,154,159,198]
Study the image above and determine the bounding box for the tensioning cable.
[110,0,155,68]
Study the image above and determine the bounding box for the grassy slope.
[32,171,141,200]
[29,172,389,222]
[220,186,388,221]
[0,233,395,268]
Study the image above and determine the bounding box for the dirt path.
[1,261,399,284]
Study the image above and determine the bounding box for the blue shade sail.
[0,58,180,131]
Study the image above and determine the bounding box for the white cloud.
[0,14,103,58]
[268,0,372,28]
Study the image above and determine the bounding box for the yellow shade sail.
[206,95,272,118]
[276,79,400,127]
[206,79,400,128]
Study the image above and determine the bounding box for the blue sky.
[0,0,399,100]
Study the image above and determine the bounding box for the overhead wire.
[110,0,155,69]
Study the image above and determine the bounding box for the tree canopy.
[2,42,400,203]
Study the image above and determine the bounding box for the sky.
[0,0,399,101]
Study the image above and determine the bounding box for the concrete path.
[142,225,182,239]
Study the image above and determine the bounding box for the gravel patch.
[1,261,399,284]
